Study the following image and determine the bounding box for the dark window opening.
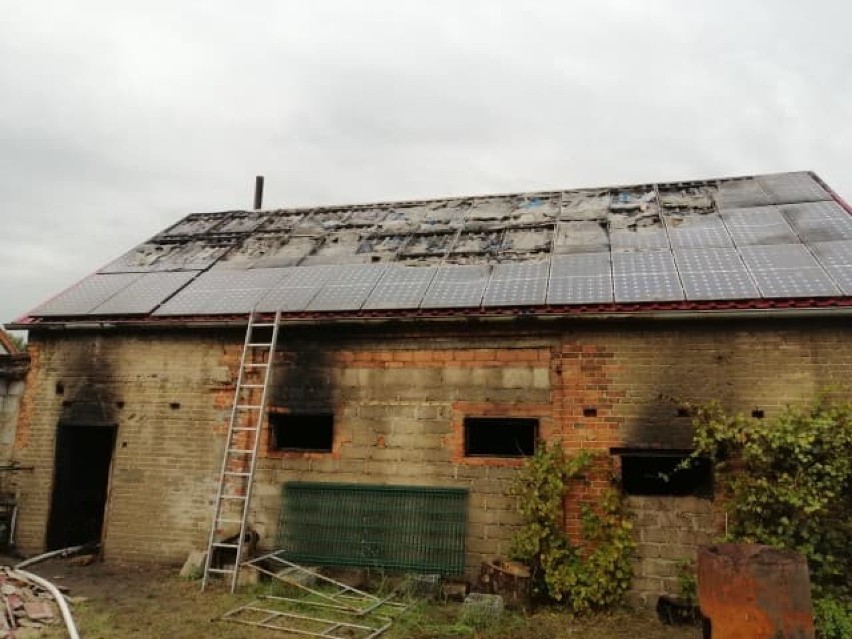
[270,412,334,452]
[583,407,598,418]
[751,409,765,419]
[616,450,713,498]
[464,417,537,457]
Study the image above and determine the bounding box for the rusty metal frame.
[220,600,392,639]
[241,550,407,616]
[219,551,407,637]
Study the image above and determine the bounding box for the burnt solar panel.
[21,171,852,322]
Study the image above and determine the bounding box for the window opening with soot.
[614,449,713,498]
[269,412,334,452]
[464,417,538,457]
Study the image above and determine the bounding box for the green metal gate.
[276,481,469,574]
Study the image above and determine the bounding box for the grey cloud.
[2,0,851,324]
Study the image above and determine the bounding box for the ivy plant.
[685,395,852,638]
[509,442,634,614]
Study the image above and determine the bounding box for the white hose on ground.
[14,544,93,569]
[11,569,80,639]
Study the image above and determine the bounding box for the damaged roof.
[15,171,852,325]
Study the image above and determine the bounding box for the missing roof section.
[94,171,843,276]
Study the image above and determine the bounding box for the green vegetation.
[686,394,852,639]
[509,443,635,614]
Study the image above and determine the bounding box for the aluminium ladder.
[202,310,281,592]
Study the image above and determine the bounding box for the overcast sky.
[2,1,851,327]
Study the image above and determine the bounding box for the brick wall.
[10,318,852,605]
[0,378,25,463]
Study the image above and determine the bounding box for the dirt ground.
[10,557,702,638]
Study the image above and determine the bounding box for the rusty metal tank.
[697,543,815,639]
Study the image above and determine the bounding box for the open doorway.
[46,424,116,549]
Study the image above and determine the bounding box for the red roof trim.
[13,296,852,328]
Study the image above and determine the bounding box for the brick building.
[0,329,28,463]
[8,171,852,604]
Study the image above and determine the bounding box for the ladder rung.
[239,384,265,389]
[206,567,236,575]
[220,494,247,500]
[252,323,277,328]
[244,363,269,368]
[216,518,243,525]
[224,471,251,477]
[212,542,241,549]
[232,426,259,431]
[247,342,273,348]
[236,404,263,410]
[228,449,253,455]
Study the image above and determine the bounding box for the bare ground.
[13,558,702,639]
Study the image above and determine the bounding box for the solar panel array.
[24,171,852,319]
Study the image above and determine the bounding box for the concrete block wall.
[10,317,852,605]
[10,331,239,562]
[626,495,720,606]
[250,337,555,574]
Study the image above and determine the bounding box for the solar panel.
[717,179,771,209]
[748,269,839,298]
[613,272,684,302]
[673,248,759,300]
[31,273,142,316]
[782,201,852,242]
[679,271,760,300]
[306,265,387,311]
[325,264,388,287]
[808,241,852,295]
[483,276,547,306]
[255,286,322,312]
[363,267,436,310]
[154,268,292,315]
[612,250,678,276]
[810,240,852,268]
[152,289,222,316]
[550,253,610,278]
[612,250,683,302]
[90,271,197,315]
[673,247,747,273]
[720,207,799,246]
[737,244,840,298]
[482,261,549,306]
[665,213,733,249]
[489,261,550,281]
[609,227,669,251]
[284,265,341,287]
[547,275,613,304]
[307,284,377,311]
[759,172,831,204]
[738,244,819,271]
[420,265,490,309]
